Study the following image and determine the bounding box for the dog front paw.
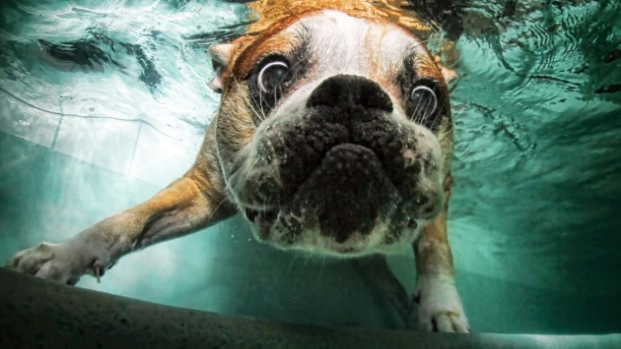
[414,274,469,333]
[6,239,111,285]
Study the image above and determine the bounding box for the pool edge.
[0,267,619,349]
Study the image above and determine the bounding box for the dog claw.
[416,275,469,333]
[94,264,102,283]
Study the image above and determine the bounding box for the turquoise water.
[0,0,620,335]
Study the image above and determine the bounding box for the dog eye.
[257,61,289,93]
[410,85,438,120]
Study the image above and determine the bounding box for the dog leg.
[350,255,414,328]
[6,164,236,285]
[413,174,469,333]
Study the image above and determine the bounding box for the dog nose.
[307,75,393,112]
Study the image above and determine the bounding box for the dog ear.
[437,63,457,84]
[207,43,234,93]
[207,36,253,93]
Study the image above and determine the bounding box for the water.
[0,0,620,336]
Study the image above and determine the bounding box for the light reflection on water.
[0,0,620,334]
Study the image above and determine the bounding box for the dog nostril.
[262,209,278,222]
[246,208,278,224]
[424,206,435,215]
[307,74,393,112]
[246,209,259,223]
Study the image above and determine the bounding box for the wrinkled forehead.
[296,10,430,73]
[233,10,436,78]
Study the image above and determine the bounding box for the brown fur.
[246,0,432,35]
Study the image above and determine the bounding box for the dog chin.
[304,228,404,258]
[244,211,421,258]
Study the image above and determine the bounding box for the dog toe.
[450,313,470,333]
[435,313,456,333]
[6,242,88,284]
[6,243,55,275]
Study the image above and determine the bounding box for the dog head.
[208,10,454,257]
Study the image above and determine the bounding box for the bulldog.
[6,0,469,333]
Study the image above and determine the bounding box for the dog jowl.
[7,4,468,333]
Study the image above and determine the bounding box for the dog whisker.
[258,88,269,121]
[421,97,434,125]
[250,96,266,122]
[430,105,446,131]
[412,96,424,124]
[231,73,265,123]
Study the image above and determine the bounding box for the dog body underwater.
[7,0,469,333]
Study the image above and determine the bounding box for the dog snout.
[307,74,393,112]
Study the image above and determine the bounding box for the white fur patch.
[415,273,469,333]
